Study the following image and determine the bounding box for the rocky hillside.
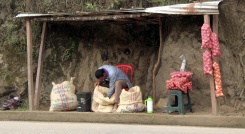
[0,0,245,112]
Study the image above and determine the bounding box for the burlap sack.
[116,86,145,113]
[91,86,115,112]
[49,77,77,111]
[92,100,113,112]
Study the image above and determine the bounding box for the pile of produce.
[170,71,192,78]
[166,71,192,93]
[201,23,212,49]
[213,62,224,97]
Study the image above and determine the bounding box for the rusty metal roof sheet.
[145,0,223,15]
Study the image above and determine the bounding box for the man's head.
[95,69,106,81]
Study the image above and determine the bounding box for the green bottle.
[145,96,153,113]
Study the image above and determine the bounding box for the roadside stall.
[15,0,228,115]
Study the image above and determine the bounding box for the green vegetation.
[0,22,27,54]
[85,2,99,12]
[63,41,76,59]
[152,0,189,6]
[17,99,29,111]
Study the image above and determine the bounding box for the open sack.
[92,86,115,112]
[92,86,145,113]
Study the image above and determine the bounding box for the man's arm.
[106,75,117,98]
[106,82,115,98]
[94,80,101,87]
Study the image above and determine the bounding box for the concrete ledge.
[0,111,244,128]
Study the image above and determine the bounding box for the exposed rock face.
[38,24,158,104]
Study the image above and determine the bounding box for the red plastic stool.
[115,64,133,91]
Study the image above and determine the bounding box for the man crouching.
[94,65,132,112]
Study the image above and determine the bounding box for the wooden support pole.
[153,17,163,105]
[26,19,34,111]
[34,22,47,110]
[212,14,220,114]
[204,15,219,116]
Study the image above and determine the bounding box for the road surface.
[0,121,244,134]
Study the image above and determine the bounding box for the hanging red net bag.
[213,61,224,97]
[211,32,222,59]
[201,23,212,49]
[203,50,213,75]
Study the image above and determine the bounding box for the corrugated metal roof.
[145,0,223,15]
[15,1,223,19]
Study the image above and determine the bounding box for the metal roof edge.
[144,0,223,15]
[15,0,224,18]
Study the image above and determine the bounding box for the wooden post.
[204,15,219,116]
[34,22,47,110]
[153,17,163,105]
[26,18,34,111]
[212,14,220,114]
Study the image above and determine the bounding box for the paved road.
[0,121,245,134]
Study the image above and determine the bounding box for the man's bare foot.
[111,108,117,113]
[113,103,118,109]
[111,103,118,113]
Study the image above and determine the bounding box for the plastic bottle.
[145,96,153,113]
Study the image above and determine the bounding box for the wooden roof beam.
[33,13,151,22]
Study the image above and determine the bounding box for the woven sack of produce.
[203,50,213,75]
[49,77,77,111]
[116,86,145,113]
[201,23,212,49]
[91,86,115,112]
[211,32,222,59]
[213,62,224,97]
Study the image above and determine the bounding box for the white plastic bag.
[179,55,186,72]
